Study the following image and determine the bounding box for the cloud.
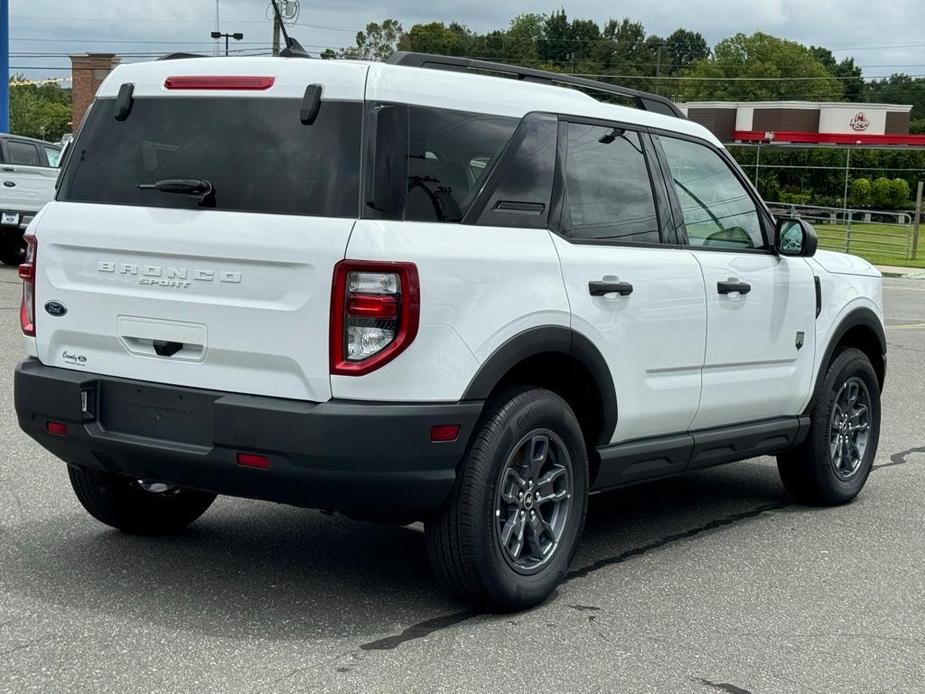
[8,0,925,81]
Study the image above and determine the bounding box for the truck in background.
[0,134,62,265]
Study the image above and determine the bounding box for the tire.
[777,348,881,506]
[0,233,25,266]
[425,387,588,611]
[68,466,216,534]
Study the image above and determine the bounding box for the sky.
[8,0,925,89]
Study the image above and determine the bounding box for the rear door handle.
[717,279,752,295]
[589,280,633,296]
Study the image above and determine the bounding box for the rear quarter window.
[58,97,362,218]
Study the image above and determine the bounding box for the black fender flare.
[461,326,617,444]
[807,306,886,413]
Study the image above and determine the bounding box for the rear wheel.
[68,466,216,534]
[425,387,588,611]
[0,232,25,266]
[777,348,881,505]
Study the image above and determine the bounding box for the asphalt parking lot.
[1,265,923,694]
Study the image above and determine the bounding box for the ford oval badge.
[44,300,67,317]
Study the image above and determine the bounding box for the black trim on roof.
[385,52,685,119]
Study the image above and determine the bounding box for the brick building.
[69,53,120,130]
[677,100,925,146]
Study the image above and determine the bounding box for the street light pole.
[210,31,244,57]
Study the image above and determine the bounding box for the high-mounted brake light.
[330,261,420,376]
[19,235,36,336]
[163,76,275,91]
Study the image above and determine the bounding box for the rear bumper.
[0,210,36,230]
[14,359,482,516]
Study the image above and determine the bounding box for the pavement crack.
[346,444,924,658]
[0,638,41,658]
[359,610,477,651]
[695,678,753,694]
[565,501,789,582]
[873,445,925,471]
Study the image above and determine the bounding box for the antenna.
[269,0,310,58]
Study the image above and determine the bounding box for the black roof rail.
[157,53,207,61]
[385,52,685,119]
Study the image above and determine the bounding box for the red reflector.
[237,452,271,470]
[164,76,275,91]
[47,421,68,436]
[18,263,33,281]
[430,425,460,443]
[346,293,399,319]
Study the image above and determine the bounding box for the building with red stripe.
[677,100,925,146]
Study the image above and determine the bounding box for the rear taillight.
[330,261,420,376]
[19,235,36,336]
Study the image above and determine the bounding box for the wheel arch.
[807,306,886,414]
[462,326,617,454]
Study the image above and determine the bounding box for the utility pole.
[214,0,221,57]
[0,0,8,133]
[654,45,665,96]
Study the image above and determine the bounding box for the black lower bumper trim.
[14,359,482,515]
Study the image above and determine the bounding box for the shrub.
[849,178,871,208]
[889,178,911,208]
[870,177,893,209]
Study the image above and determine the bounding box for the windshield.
[58,96,362,218]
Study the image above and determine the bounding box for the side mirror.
[775,218,817,257]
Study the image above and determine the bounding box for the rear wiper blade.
[138,179,215,206]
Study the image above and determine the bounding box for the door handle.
[717,279,752,295]
[589,280,633,296]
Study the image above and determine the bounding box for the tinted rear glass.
[58,97,362,217]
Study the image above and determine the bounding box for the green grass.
[814,222,925,269]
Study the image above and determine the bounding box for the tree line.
[327,12,925,208]
[329,13,925,130]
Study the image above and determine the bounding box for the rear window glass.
[7,141,41,166]
[58,97,362,218]
[405,107,518,223]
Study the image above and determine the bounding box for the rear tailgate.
[33,57,369,402]
[34,203,351,401]
[0,164,56,215]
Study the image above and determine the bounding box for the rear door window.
[58,97,362,218]
[558,122,660,243]
[7,141,42,166]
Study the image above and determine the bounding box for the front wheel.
[425,387,588,611]
[777,348,881,506]
[68,466,216,534]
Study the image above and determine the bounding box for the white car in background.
[0,134,62,265]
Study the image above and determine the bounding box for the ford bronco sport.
[14,52,885,611]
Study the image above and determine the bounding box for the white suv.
[14,53,885,610]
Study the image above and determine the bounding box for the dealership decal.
[849,112,871,131]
